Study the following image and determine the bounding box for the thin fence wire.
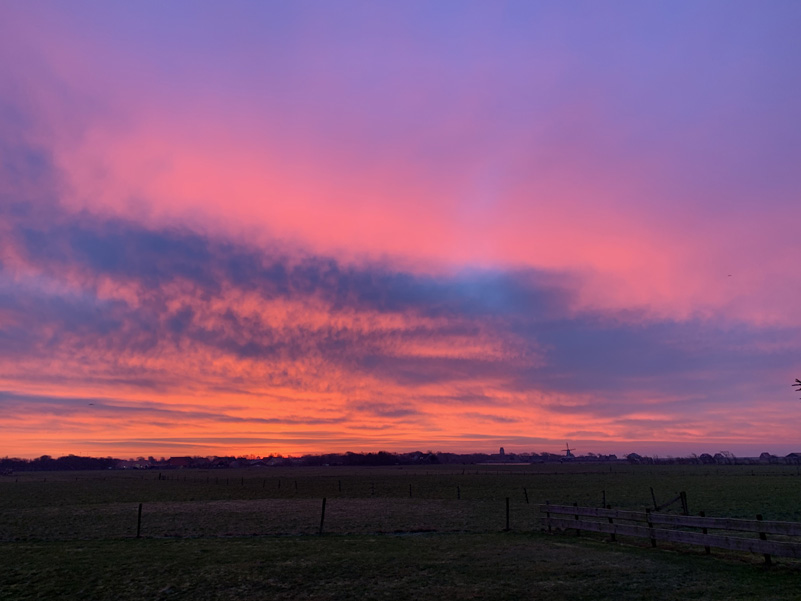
[0,497,544,541]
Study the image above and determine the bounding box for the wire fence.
[0,497,539,541]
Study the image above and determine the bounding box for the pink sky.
[1,2,800,459]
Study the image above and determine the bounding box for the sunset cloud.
[1,2,799,458]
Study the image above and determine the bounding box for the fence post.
[680,491,689,515]
[545,500,551,533]
[699,511,710,554]
[523,487,529,504]
[756,514,772,566]
[606,505,616,542]
[650,487,658,510]
[319,498,327,535]
[646,508,656,547]
[136,503,143,539]
[573,502,580,536]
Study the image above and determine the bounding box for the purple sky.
[1,1,800,458]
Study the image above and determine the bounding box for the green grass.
[2,533,800,601]
[2,464,801,600]
[4,464,801,540]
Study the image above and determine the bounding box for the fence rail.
[540,504,801,562]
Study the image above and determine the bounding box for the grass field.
[2,464,801,599]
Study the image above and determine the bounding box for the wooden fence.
[540,503,801,564]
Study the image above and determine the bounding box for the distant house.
[167,456,193,468]
[759,452,778,464]
[784,453,801,465]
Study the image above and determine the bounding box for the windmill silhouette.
[562,443,575,460]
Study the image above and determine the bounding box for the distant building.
[785,453,801,465]
[759,452,778,464]
[499,447,505,457]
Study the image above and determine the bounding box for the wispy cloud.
[1,2,800,458]
[2,143,797,456]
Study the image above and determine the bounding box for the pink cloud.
[2,2,800,458]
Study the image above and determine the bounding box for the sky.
[1,1,800,459]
